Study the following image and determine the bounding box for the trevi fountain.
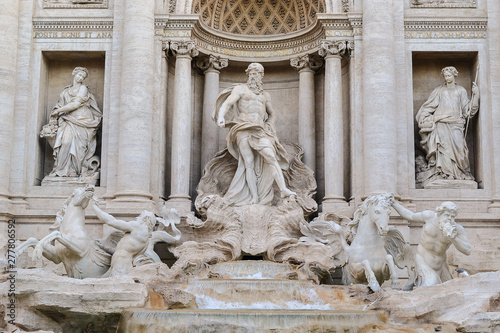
[1,0,500,332]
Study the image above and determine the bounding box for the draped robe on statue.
[416,84,476,180]
[50,85,102,177]
[213,86,289,206]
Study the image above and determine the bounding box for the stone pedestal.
[424,180,478,189]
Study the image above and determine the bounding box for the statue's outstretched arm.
[92,205,132,232]
[392,201,426,223]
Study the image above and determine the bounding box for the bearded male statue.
[212,63,296,206]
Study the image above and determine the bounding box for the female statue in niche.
[416,66,479,186]
[40,67,102,183]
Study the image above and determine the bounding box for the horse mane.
[49,189,78,231]
[347,194,392,238]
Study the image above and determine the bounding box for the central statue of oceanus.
[212,62,296,206]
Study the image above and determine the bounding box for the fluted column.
[114,0,156,203]
[196,55,228,170]
[319,40,347,207]
[167,40,198,213]
[362,0,397,195]
[0,0,20,206]
[290,54,322,172]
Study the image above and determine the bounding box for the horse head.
[349,193,393,237]
[49,185,95,232]
[71,184,95,209]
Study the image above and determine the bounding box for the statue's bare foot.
[250,196,259,204]
[281,188,297,198]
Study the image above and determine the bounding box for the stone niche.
[412,51,481,189]
[164,57,352,205]
[36,51,105,186]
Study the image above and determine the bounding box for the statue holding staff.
[416,66,479,183]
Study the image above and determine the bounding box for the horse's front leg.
[385,254,401,289]
[32,232,62,264]
[361,259,381,292]
[54,233,87,257]
[15,237,39,257]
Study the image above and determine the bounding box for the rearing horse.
[342,194,406,292]
[16,185,113,278]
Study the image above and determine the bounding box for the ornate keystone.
[290,54,323,72]
[196,55,229,72]
[170,40,199,58]
[318,40,347,58]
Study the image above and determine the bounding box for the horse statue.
[300,194,411,291]
[16,185,183,279]
[16,185,114,278]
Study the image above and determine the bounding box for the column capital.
[195,55,229,72]
[318,40,347,58]
[170,40,199,58]
[162,40,169,58]
[347,40,355,57]
[290,54,323,72]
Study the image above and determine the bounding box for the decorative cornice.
[158,15,358,61]
[170,40,199,58]
[404,19,487,39]
[33,20,113,31]
[290,54,323,72]
[405,19,487,31]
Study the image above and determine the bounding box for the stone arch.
[191,0,326,35]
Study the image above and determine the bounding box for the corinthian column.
[0,0,19,206]
[167,40,199,213]
[290,54,322,172]
[114,0,156,204]
[362,0,397,195]
[196,55,228,170]
[319,40,347,208]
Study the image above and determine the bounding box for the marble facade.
[1,0,500,278]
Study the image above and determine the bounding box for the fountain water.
[116,261,386,332]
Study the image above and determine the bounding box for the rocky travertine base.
[0,269,149,333]
[2,264,499,332]
[369,270,500,332]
